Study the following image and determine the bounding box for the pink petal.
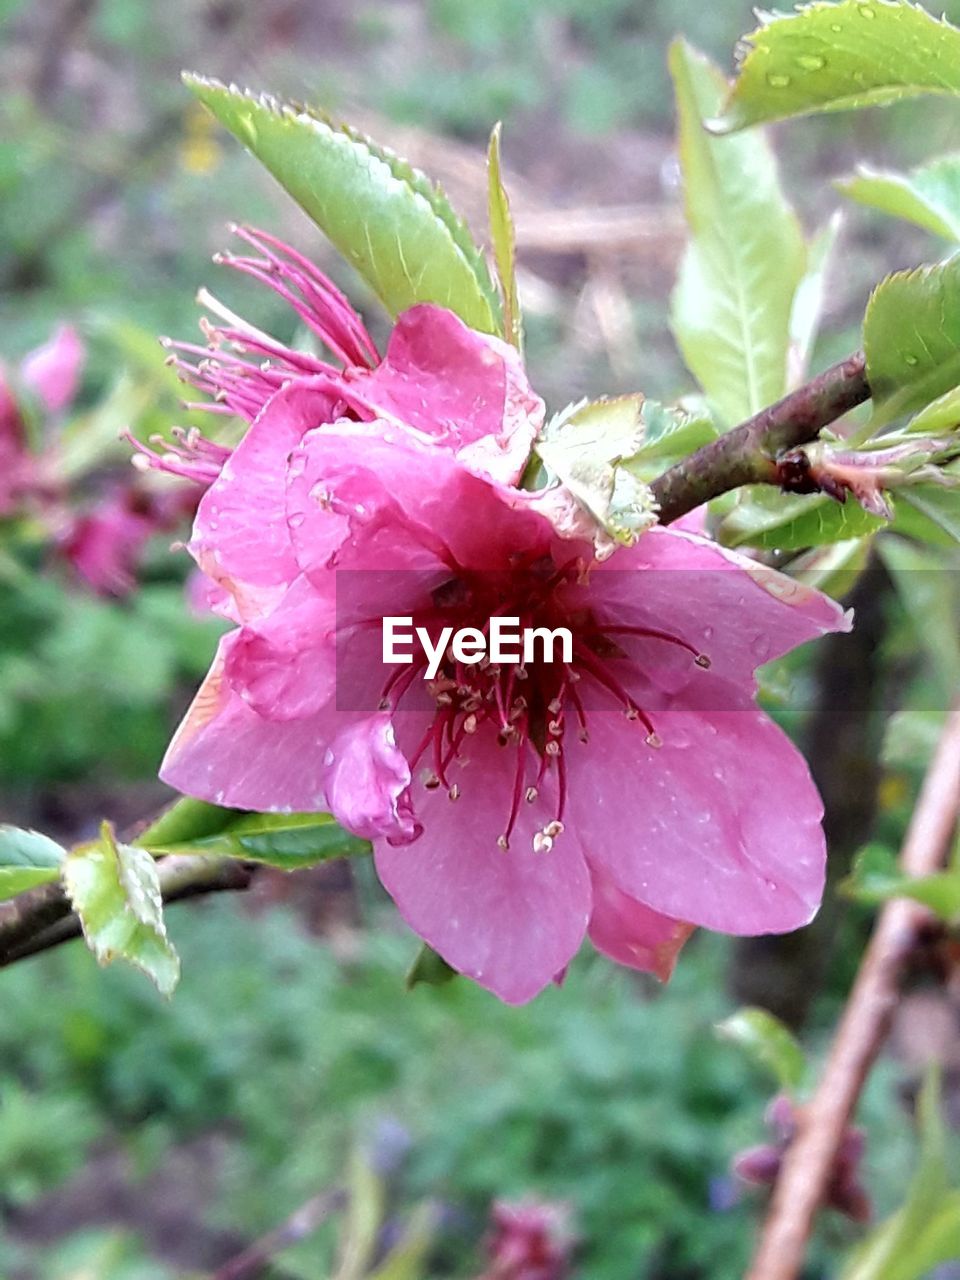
[375,729,591,1004]
[584,526,851,691]
[161,634,337,812]
[566,696,826,935]
[285,420,554,582]
[222,573,337,720]
[587,866,693,980]
[360,304,543,483]
[190,378,346,616]
[323,713,420,843]
[21,324,85,415]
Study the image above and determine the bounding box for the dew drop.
[766,72,792,87]
[857,2,876,16]
[903,352,920,367]
[796,53,825,71]
[750,633,772,662]
[830,21,843,31]
[323,748,335,766]
[288,512,306,529]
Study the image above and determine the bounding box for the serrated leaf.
[406,943,458,990]
[841,1069,955,1280]
[719,487,886,549]
[669,40,807,429]
[837,155,960,243]
[713,0,960,135]
[147,811,370,870]
[487,123,522,351]
[64,822,180,996]
[0,826,64,900]
[715,1007,807,1091]
[865,257,960,429]
[185,75,501,334]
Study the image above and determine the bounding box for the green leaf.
[896,484,960,547]
[789,211,843,384]
[0,826,64,900]
[841,843,960,919]
[713,0,960,135]
[865,257,960,428]
[147,811,370,871]
[719,487,885,549]
[406,943,458,990]
[185,74,501,334]
[878,536,960,695]
[487,122,522,351]
[715,1007,807,1091]
[63,822,180,997]
[841,1068,956,1280]
[367,1204,437,1280]
[669,40,807,429]
[904,384,960,435]
[133,795,236,849]
[789,536,873,598]
[837,155,960,243]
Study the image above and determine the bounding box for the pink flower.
[480,1199,574,1280]
[0,324,86,515]
[160,367,849,1001]
[137,226,540,490]
[61,484,197,597]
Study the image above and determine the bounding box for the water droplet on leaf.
[766,72,792,87]
[796,53,825,70]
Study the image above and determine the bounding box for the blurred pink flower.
[0,323,86,515]
[159,359,849,1000]
[480,1199,574,1280]
[61,484,197,598]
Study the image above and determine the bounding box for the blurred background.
[1,1,960,1276]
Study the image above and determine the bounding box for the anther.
[423,772,441,790]
[525,786,538,804]
[695,654,711,669]
[545,741,560,757]
[448,784,460,801]
[645,732,662,748]
[548,698,563,715]
[547,719,563,736]
[533,832,554,854]
[497,835,509,851]
[463,713,478,734]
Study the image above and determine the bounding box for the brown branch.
[746,699,960,1280]
[210,1188,346,1280]
[651,352,870,525]
[0,855,255,968]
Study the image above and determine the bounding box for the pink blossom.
[20,324,85,416]
[61,484,197,598]
[161,367,849,1002]
[480,1200,574,1280]
[136,226,541,490]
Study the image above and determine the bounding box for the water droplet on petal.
[766,72,792,87]
[750,633,772,662]
[289,512,306,529]
[323,748,335,766]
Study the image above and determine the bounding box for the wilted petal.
[323,713,420,844]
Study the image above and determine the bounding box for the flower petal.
[587,866,694,980]
[584,525,851,691]
[375,729,591,1004]
[21,324,85,415]
[361,304,543,483]
[323,713,420,843]
[566,697,826,935]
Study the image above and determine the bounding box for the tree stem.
[652,352,870,524]
[747,699,960,1280]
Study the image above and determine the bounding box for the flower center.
[377,555,710,853]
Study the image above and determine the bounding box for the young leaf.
[841,1069,957,1280]
[487,123,522,351]
[865,257,960,428]
[715,1007,807,1092]
[0,827,65,901]
[146,811,370,870]
[840,844,960,919]
[406,943,458,990]
[669,40,806,429]
[837,155,960,243]
[184,75,501,335]
[134,795,236,849]
[64,822,180,996]
[713,0,960,135]
[718,488,885,550]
